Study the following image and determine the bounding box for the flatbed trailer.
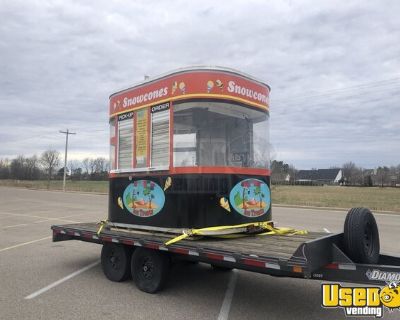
[51,68,400,294]
[51,219,400,293]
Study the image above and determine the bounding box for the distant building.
[296,169,342,185]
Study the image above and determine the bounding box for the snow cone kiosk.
[108,67,271,229]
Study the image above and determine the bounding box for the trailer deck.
[52,223,336,278]
[52,221,400,290]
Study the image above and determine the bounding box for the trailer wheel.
[344,207,380,264]
[101,243,132,282]
[131,248,170,293]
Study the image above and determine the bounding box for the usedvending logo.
[229,179,270,217]
[122,180,165,217]
[321,278,400,318]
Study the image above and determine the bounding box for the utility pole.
[59,129,76,191]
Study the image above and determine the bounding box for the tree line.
[1,151,399,187]
[0,149,109,184]
[271,160,400,187]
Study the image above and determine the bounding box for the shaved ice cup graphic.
[229,179,270,217]
[122,180,165,217]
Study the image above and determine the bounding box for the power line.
[273,77,400,105]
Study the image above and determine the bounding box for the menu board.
[135,109,148,167]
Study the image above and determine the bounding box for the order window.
[151,103,170,168]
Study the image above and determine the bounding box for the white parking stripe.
[323,228,331,233]
[3,223,29,229]
[0,236,51,253]
[217,270,238,320]
[25,261,100,299]
[0,212,80,223]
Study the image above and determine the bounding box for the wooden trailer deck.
[52,222,335,277]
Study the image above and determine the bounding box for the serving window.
[173,101,269,169]
[112,103,171,173]
[111,100,268,173]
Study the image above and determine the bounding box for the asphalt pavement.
[1,186,399,320]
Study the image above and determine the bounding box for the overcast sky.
[1,0,399,169]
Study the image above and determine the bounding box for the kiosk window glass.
[173,101,269,169]
[118,112,133,169]
[151,103,170,168]
[110,145,116,170]
[109,118,116,170]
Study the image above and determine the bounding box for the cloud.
[0,0,399,168]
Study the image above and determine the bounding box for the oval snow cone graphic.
[123,180,165,217]
[229,179,270,217]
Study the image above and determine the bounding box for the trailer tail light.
[292,266,303,273]
[325,263,356,271]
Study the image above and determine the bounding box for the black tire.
[101,243,132,282]
[344,207,380,264]
[131,248,170,293]
[211,264,233,272]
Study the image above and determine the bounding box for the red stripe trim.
[122,239,134,245]
[206,253,224,261]
[81,232,93,239]
[101,236,112,242]
[171,166,270,175]
[243,258,265,268]
[169,103,174,169]
[324,263,338,269]
[145,243,159,250]
[171,248,189,255]
[109,167,270,178]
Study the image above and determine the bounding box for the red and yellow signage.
[109,69,270,117]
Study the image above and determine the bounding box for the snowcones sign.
[229,179,270,217]
[122,180,165,217]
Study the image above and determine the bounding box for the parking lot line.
[217,270,238,320]
[0,212,81,223]
[25,261,100,300]
[323,228,331,233]
[0,236,51,253]
[3,223,29,229]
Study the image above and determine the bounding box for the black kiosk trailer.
[52,67,400,294]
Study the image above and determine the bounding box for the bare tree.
[375,166,390,187]
[40,150,60,188]
[342,162,359,185]
[25,155,40,180]
[89,158,96,175]
[10,155,26,179]
[0,158,10,179]
[82,158,90,175]
[93,157,107,173]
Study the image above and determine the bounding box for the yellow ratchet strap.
[164,221,307,246]
[96,219,109,235]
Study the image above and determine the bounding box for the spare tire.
[344,207,380,264]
